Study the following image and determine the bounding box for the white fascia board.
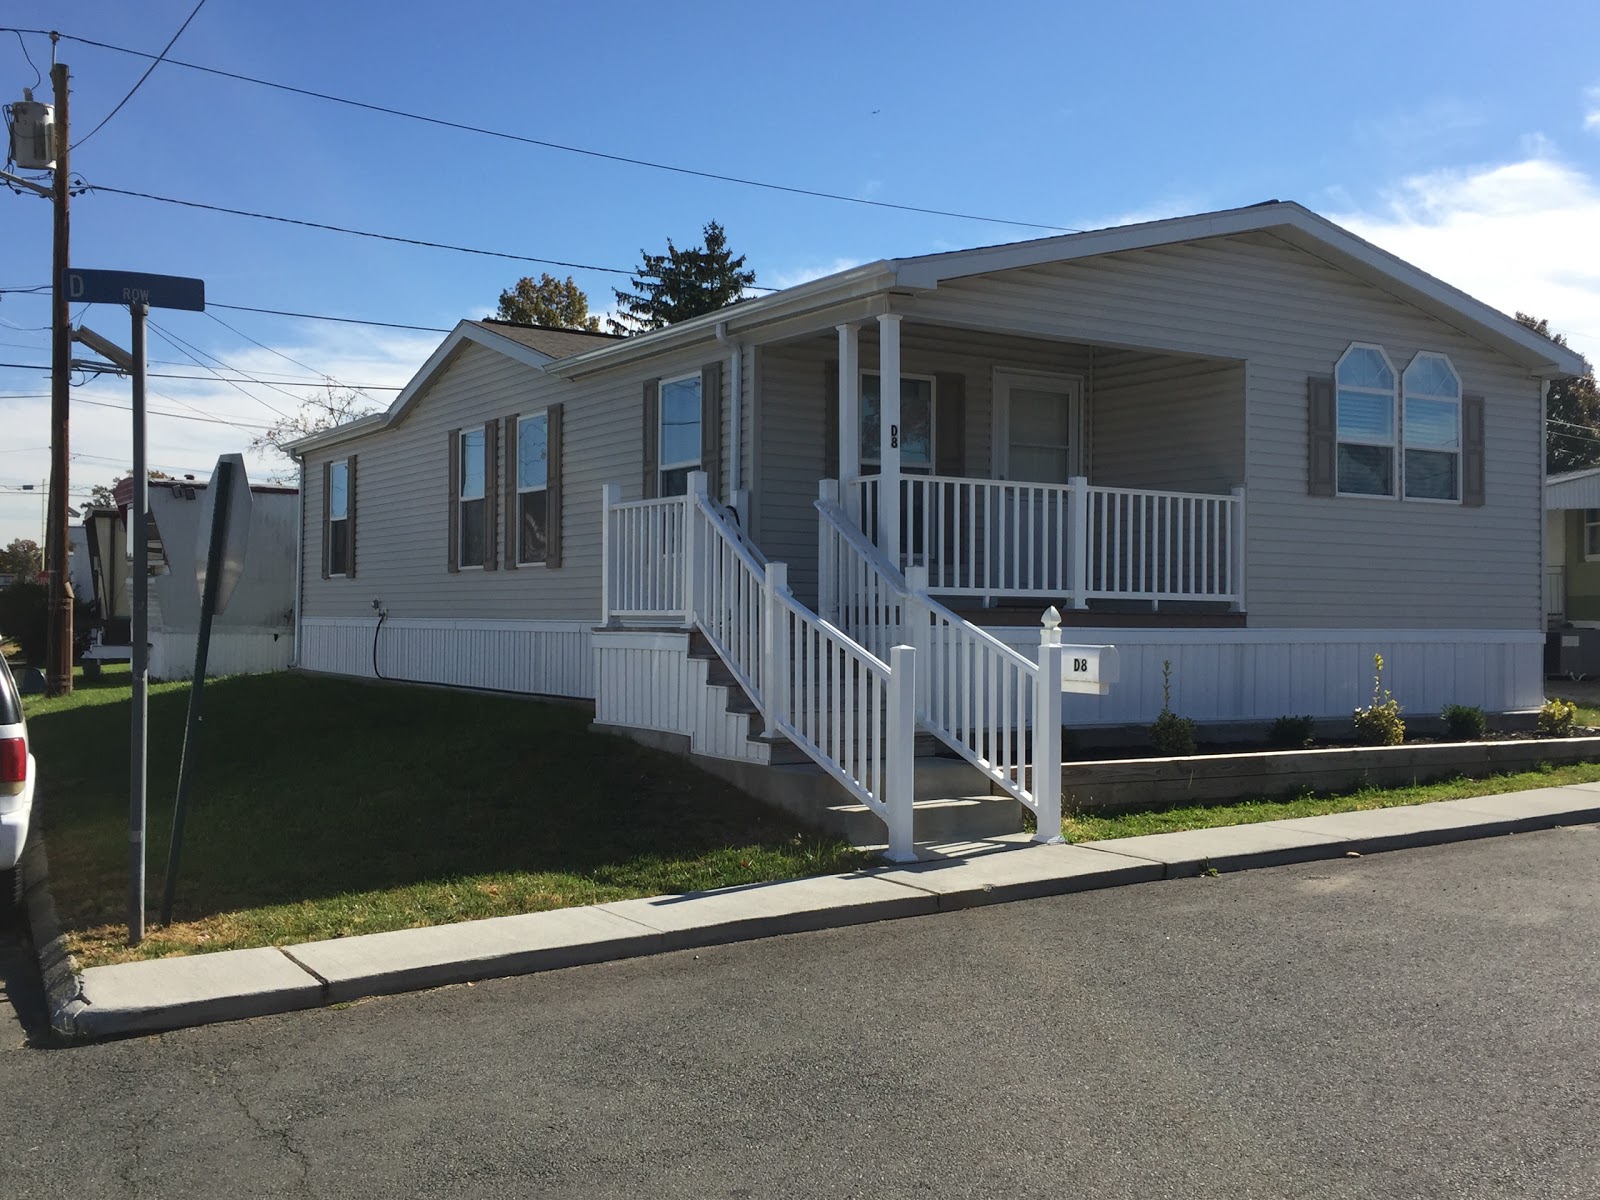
[551,262,898,379]
[285,321,560,458]
[894,201,1590,379]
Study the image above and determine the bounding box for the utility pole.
[46,53,73,696]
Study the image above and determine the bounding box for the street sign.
[1061,644,1118,695]
[64,268,205,312]
[193,454,253,615]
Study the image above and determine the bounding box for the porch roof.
[1547,466,1600,510]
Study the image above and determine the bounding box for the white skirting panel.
[593,630,767,763]
[985,626,1546,725]
[149,627,295,681]
[298,617,594,699]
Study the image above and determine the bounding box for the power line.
[146,317,296,418]
[17,27,1076,233]
[72,393,273,430]
[86,183,782,288]
[204,309,342,382]
[71,0,210,150]
[1,289,452,334]
[0,358,402,388]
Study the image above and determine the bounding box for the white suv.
[0,657,34,913]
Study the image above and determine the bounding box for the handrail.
[818,487,1059,830]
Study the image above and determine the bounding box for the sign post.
[161,454,252,927]
[67,266,204,945]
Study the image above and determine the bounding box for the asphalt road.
[3,827,1599,1199]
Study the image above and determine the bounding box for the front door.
[992,372,1082,593]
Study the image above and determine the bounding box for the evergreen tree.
[611,221,756,335]
[494,273,601,330]
[1517,313,1600,474]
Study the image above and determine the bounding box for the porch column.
[836,323,860,486]
[877,313,902,566]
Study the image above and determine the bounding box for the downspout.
[292,454,305,667]
[715,321,745,517]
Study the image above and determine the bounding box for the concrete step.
[692,753,1024,847]
[752,728,943,764]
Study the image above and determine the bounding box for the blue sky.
[4,0,1600,543]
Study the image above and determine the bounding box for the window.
[459,428,486,568]
[1335,343,1397,497]
[860,373,934,471]
[1402,352,1461,502]
[326,458,350,576]
[1586,510,1600,559]
[517,412,549,564]
[659,373,701,496]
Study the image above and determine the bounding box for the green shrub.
[1267,714,1315,749]
[1537,698,1578,737]
[1352,653,1405,746]
[1150,659,1198,755]
[1441,703,1486,741]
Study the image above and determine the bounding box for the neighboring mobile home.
[1543,466,1600,674]
[289,202,1587,849]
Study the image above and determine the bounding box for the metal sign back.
[194,455,253,615]
[1061,644,1119,695]
[65,268,205,312]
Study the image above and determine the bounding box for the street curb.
[20,835,90,1044]
[48,788,1600,1042]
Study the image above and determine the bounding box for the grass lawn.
[1061,759,1600,842]
[24,666,871,967]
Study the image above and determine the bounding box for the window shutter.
[1307,376,1336,497]
[346,455,358,578]
[701,361,723,495]
[320,460,331,580]
[503,415,519,570]
[547,403,564,568]
[484,419,499,571]
[447,428,461,572]
[935,373,966,476]
[1463,393,1485,507]
[823,359,839,478]
[642,379,660,498]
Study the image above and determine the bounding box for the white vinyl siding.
[901,230,1542,630]
[1090,352,1245,493]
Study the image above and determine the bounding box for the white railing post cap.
[1041,606,1062,630]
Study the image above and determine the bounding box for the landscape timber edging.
[1062,735,1600,811]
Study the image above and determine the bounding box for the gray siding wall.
[1091,353,1245,494]
[905,232,1543,630]
[300,338,736,624]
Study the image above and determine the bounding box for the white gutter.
[715,321,742,499]
[292,455,305,666]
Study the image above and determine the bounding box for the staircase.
[684,632,1027,845]
[596,471,1061,858]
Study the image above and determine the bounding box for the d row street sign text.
[64,268,205,312]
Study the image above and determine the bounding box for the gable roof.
[286,319,615,456]
[551,201,1589,380]
[291,201,1590,457]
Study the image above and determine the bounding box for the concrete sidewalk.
[33,782,1600,1041]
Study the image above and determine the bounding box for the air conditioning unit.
[7,93,55,171]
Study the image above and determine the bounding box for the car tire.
[0,865,20,920]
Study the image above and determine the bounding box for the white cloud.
[766,257,868,291]
[1585,85,1600,133]
[1329,154,1600,370]
[0,323,437,544]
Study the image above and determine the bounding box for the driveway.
[3,827,1599,1198]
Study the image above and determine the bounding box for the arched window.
[1402,352,1462,501]
[1335,343,1397,497]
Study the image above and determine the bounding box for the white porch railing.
[847,474,1245,608]
[1546,565,1566,626]
[819,482,1065,839]
[603,474,917,860]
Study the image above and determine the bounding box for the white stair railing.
[605,473,917,860]
[818,481,1064,842]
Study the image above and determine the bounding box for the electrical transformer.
[7,94,55,171]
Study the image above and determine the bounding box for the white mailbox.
[1060,644,1119,695]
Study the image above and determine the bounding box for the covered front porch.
[760,312,1248,614]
